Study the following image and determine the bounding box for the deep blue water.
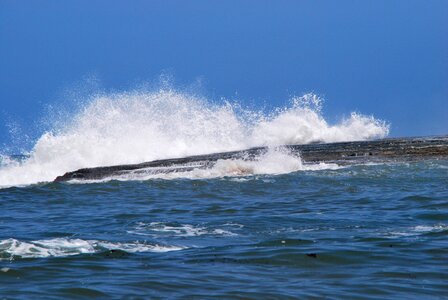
[1,160,447,299]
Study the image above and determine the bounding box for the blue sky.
[0,0,447,148]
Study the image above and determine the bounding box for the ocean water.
[1,90,447,298]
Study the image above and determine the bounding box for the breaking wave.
[0,89,389,187]
[0,238,184,260]
[96,147,342,182]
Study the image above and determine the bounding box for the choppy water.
[1,160,447,298]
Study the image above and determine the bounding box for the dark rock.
[54,135,448,182]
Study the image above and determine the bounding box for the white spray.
[0,90,389,187]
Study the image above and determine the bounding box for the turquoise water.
[1,159,447,298]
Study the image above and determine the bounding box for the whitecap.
[129,222,238,237]
[0,238,185,259]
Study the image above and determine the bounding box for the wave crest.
[0,238,184,260]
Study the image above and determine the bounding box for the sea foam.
[0,238,185,260]
[0,90,389,187]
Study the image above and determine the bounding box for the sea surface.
[1,90,446,298]
[1,159,447,299]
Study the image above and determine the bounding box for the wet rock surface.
[54,136,448,182]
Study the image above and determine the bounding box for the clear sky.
[0,0,447,148]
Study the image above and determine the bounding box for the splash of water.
[113,148,341,181]
[0,89,389,187]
